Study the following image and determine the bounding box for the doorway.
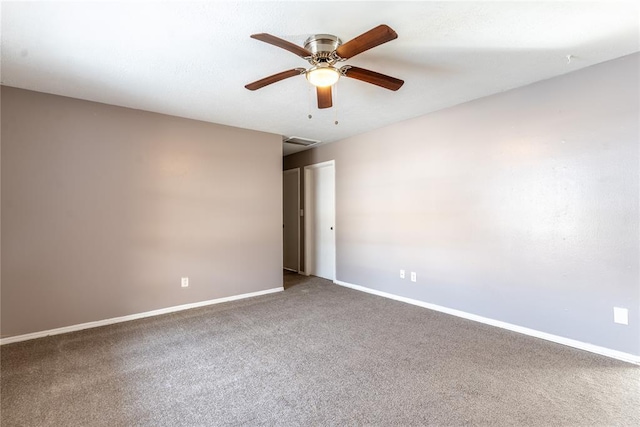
[283,168,300,272]
[304,160,336,281]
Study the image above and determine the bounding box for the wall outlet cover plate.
[613,307,628,325]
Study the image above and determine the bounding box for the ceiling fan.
[245,25,404,109]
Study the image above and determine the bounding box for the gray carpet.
[2,275,639,426]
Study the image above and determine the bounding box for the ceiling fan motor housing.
[304,34,342,63]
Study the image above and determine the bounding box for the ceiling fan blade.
[251,33,312,59]
[342,66,404,91]
[335,25,398,60]
[245,68,305,91]
[317,86,332,109]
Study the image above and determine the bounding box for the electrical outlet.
[613,307,628,325]
[411,272,417,282]
[400,270,405,279]
[181,277,189,288]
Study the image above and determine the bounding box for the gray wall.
[284,53,639,356]
[1,87,283,338]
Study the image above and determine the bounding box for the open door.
[304,161,335,280]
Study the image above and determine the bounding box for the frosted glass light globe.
[306,66,340,87]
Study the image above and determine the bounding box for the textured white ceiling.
[2,1,638,156]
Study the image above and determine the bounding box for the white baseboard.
[0,287,284,345]
[334,280,640,365]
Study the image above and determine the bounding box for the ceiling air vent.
[283,136,320,147]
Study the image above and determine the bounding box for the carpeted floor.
[2,274,639,426]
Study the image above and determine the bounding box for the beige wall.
[285,53,640,356]
[1,87,283,337]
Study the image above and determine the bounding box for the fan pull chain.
[307,84,313,119]
[333,83,339,125]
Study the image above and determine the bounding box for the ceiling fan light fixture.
[306,65,340,87]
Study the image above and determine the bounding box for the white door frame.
[283,168,300,272]
[304,160,336,280]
